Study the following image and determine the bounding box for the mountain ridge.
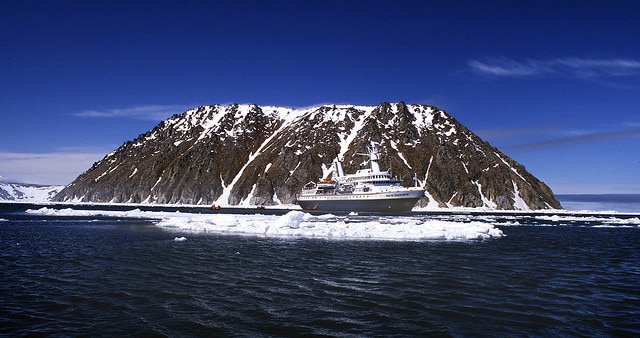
[53,102,562,210]
[0,181,64,202]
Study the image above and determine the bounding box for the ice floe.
[24,207,640,241]
[155,211,504,241]
[25,208,504,241]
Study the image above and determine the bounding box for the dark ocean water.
[1,203,640,336]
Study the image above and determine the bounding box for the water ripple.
[1,217,639,336]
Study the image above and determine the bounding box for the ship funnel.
[369,143,381,172]
[335,161,345,177]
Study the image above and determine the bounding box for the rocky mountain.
[53,102,562,210]
[0,181,64,202]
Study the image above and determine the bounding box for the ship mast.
[368,143,381,172]
[356,142,382,173]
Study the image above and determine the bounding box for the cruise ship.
[296,144,425,212]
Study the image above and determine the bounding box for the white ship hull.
[297,187,424,212]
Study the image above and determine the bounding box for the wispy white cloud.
[468,58,543,77]
[468,57,640,81]
[488,126,640,152]
[0,151,106,185]
[75,104,191,121]
[476,125,555,142]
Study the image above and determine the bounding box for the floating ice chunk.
[174,236,187,242]
[271,211,306,229]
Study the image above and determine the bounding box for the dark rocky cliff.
[54,102,562,210]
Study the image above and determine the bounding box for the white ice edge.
[25,208,505,241]
[11,200,640,216]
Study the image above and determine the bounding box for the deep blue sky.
[1,0,639,193]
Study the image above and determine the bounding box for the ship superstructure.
[296,144,425,212]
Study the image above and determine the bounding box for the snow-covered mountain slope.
[0,182,64,202]
[53,102,562,210]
